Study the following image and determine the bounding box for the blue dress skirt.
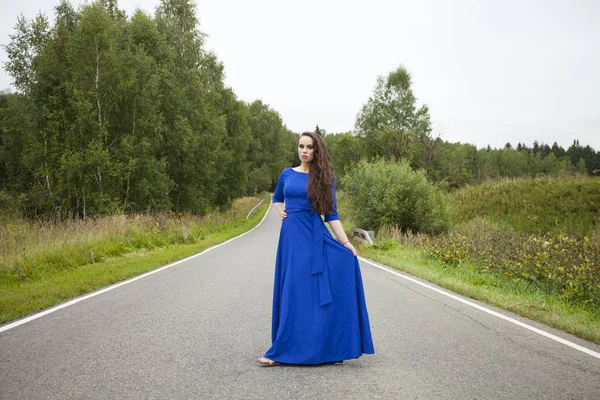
[264,168,374,364]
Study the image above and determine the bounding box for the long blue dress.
[264,168,375,364]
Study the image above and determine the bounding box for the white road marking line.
[0,198,273,333]
[6,202,598,362]
[359,257,600,360]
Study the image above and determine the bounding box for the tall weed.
[0,195,267,284]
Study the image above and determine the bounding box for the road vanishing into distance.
[1,204,599,399]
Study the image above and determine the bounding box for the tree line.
[324,68,598,189]
[0,0,297,218]
[1,0,597,219]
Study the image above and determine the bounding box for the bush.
[341,159,449,233]
[426,218,600,309]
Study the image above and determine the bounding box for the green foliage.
[3,5,599,221]
[341,159,449,233]
[426,218,600,310]
[323,132,365,177]
[428,140,478,188]
[247,164,271,195]
[245,100,298,191]
[0,1,292,218]
[568,139,599,175]
[449,175,600,236]
[338,172,600,313]
[355,65,435,171]
[0,190,21,218]
[370,239,397,251]
[476,149,576,179]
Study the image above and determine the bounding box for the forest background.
[1,0,598,219]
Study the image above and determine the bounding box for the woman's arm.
[272,169,286,219]
[327,219,358,256]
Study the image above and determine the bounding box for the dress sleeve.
[324,179,340,222]
[273,169,286,203]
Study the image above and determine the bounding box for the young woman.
[258,131,374,366]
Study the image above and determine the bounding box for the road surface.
[1,205,599,399]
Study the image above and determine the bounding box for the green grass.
[448,175,600,236]
[337,185,600,345]
[359,244,600,345]
[0,196,270,324]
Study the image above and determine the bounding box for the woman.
[258,131,374,366]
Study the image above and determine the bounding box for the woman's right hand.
[274,202,287,220]
[344,241,358,256]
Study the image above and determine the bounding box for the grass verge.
[0,197,270,324]
[359,244,600,345]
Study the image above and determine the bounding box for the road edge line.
[0,197,273,333]
[359,256,600,360]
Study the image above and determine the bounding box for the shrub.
[341,159,449,234]
[426,218,600,309]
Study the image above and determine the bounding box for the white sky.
[1,0,599,151]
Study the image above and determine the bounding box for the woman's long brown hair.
[302,132,335,215]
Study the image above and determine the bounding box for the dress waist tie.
[287,208,332,306]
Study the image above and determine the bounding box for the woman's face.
[298,135,315,163]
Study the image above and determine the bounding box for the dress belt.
[287,208,333,306]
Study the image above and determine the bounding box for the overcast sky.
[1,0,599,150]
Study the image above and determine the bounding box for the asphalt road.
[1,205,599,399]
